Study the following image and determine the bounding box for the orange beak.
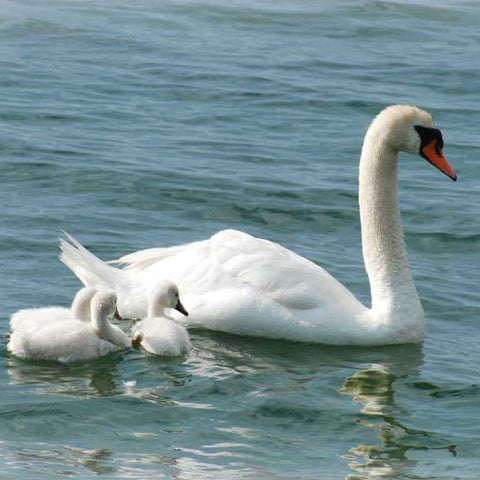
[421,139,457,181]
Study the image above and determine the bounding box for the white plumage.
[8,290,132,362]
[132,281,192,356]
[9,287,96,332]
[59,105,456,346]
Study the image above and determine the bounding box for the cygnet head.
[149,281,189,318]
[368,105,456,181]
[90,291,118,320]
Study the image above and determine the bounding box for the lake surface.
[1,0,480,478]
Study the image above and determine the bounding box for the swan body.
[9,287,96,332]
[60,105,456,345]
[132,281,192,356]
[8,291,132,362]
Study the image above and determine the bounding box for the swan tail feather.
[59,233,124,291]
[110,244,196,273]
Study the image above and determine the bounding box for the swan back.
[9,287,96,332]
[133,316,192,356]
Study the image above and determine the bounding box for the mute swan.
[8,291,132,362]
[9,287,96,332]
[59,105,457,345]
[132,281,192,356]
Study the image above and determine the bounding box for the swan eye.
[414,125,444,151]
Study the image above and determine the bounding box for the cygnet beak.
[175,299,189,316]
[113,308,123,321]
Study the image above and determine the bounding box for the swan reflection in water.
[5,350,125,397]
[4,333,460,478]
[339,345,457,479]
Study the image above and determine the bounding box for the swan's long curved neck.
[71,289,95,322]
[359,129,423,324]
[92,308,130,348]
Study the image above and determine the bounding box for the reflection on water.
[0,439,186,478]
[1,332,465,478]
[0,441,117,477]
[341,367,395,416]
[340,345,457,479]
[5,351,125,397]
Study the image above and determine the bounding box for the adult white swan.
[60,105,456,345]
[8,291,132,362]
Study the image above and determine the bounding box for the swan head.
[149,281,189,317]
[370,105,456,181]
[90,291,118,320]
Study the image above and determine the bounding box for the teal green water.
[1,1,480,478]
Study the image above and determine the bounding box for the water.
[1,0,480,477]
